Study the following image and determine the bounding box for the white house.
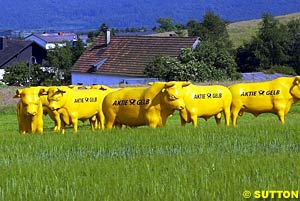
[25,32,87,50]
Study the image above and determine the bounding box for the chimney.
[0,37,7,50]
[105,30,111,46]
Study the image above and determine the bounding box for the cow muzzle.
[178,105,185,110]
[50,106,57,111]
[27,111,37,116]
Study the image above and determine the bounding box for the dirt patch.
[0,86,19,110]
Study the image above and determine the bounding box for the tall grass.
[0,104,300,200]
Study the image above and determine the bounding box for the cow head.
[37,87,50,106]
[46,87,68,110]
[290,76,300,99]
[161,81,191,110]
[14,87,42,116]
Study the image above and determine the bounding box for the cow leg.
[71,118,78,132]
[105,115,116,130]
[179,109,189,126]
[180,116,187,127]
[191,114,198,127]
[32,119,43,134]
[215,113,222,125]
[277,110,285,124]
[89,115,98,131]
[149,120,158,128]
[37,126,43,134]
[148,115,161,128]
[231,108,239,127]
[31,120,38,134]
[105,120,115,129]
[37,117,43,134]
[114,123,123,128]
[19,122,25,134]
[89,117,96,131]
[53,111,61,132]
[224,108,231,127]
[61,121,65,134]
[98,112,105,130]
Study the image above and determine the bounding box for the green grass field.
[1,101,300,200]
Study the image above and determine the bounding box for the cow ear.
[57,88,66,94]
[100,85,110,91]
[39,88,48,96]
[164,81,175,88]
[294,76,300,85]
[182,81,191,87]
[161,88,166,93]
[13,89,22,98]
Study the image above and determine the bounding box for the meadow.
[0,88,300,201]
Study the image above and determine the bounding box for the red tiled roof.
[72,35,198,77]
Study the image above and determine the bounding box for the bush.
[264,65,297,75]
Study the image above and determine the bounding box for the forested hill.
[1,0,299,31]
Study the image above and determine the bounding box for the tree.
[145,44,241,82]
[45,42,73,85]
[199,11,229,42]
[144,56,180,80]
[236,13,294,73]
[72,37,86,64]
[187,11,233,51]
[145,11,240,82]
[99,23,109,32]
[187,19,201,37]
[2,62,53,86]
[153,17,176,33]
[87,23,110,43]
[255,13,289,69]
[287,19,300,73]
[236,41,261,72]
[187,11,229,40]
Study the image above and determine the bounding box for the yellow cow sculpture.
[180,84,232,127]
[102,81,191,129]
[229,76,300,126]
[14,87,44,134]
[45,86,112,132]
[39,90,70,132]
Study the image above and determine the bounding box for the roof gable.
[72,35,197,77]
[27,32,77,43]
[0,39,32,67]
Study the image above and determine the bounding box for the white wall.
[0,69,5,81]
[72,72,158,86]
